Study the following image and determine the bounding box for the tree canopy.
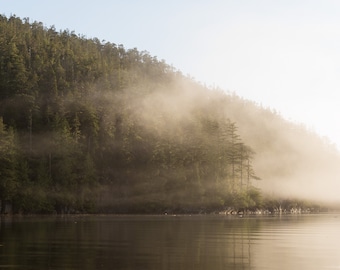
[0,15,338,214]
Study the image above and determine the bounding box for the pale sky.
[2,0,340,148]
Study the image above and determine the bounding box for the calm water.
[1,214,340,269]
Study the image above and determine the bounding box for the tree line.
[0,15,260,214]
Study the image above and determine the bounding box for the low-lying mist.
[96,77,340,206]
[221,93,340,203]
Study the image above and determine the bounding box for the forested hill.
[0,15,339,214]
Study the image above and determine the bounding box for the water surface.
[1,214,340,269]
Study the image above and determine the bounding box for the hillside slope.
[0,15,339,214]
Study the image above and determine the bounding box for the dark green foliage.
[0,118,18,213]
[0,15,261,213]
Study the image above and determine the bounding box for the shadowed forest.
[1,15,340,214]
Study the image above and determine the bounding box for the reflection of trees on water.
[0,216,262,270]
[130,216,261,270]
[222,218,258,270]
